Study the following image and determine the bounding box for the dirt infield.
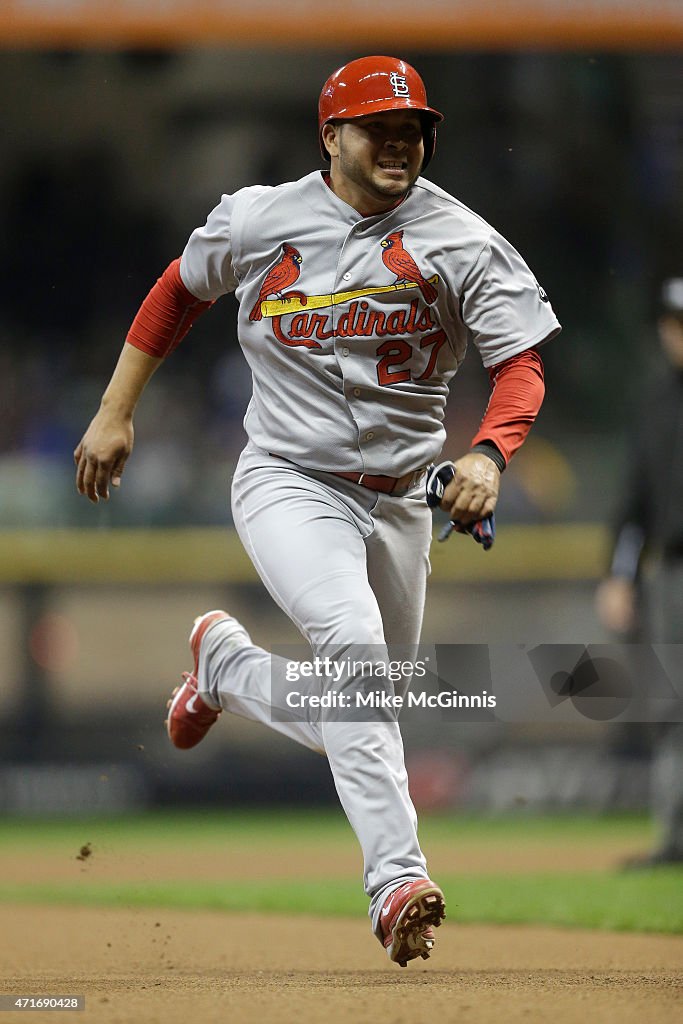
[1,904,681,1024]
[1,830,682,1023]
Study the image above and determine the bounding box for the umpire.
[596,277,683,866]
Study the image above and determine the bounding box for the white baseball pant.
[197,441,433,934]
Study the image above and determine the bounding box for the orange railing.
[1,1,683,50]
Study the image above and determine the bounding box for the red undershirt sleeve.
[125,258,214,358]
[470,348,545,466]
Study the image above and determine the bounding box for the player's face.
[324,110,425,215]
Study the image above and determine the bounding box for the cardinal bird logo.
[249,243,304,321]
[380,231,438,306]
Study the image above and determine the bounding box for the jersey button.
[341,347,350,357]
[343,272,352,281]
[353,388,361,397]
[365,431,375,441]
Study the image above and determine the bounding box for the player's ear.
[322,121,341,159]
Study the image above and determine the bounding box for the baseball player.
[74,56,560,966]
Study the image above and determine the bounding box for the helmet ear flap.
[421,116,437,170]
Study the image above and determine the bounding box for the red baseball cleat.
[379,879,446,967]
[165,610,237,750]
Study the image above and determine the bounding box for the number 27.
[376,328,447,386]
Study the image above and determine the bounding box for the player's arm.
[74,344,161,503]
[74,258,213,503]
[595,426,650,634]
[441,347,545,525]
[595,527,644,634]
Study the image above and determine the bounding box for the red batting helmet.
[318,56,444,170]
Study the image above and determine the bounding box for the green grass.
[445,872,683,932]
[0,808,656,848]
[1,811,679,934]
[0,872,681,934]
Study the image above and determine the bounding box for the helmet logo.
[389,72,410,98]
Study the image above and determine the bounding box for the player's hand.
[441,451,500,526]
[74,408,134,503]
[595,576,637,635]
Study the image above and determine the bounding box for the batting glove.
[425,461,496,550]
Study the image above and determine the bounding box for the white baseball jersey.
[180,170,560,477]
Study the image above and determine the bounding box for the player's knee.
[314,606,384,650]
